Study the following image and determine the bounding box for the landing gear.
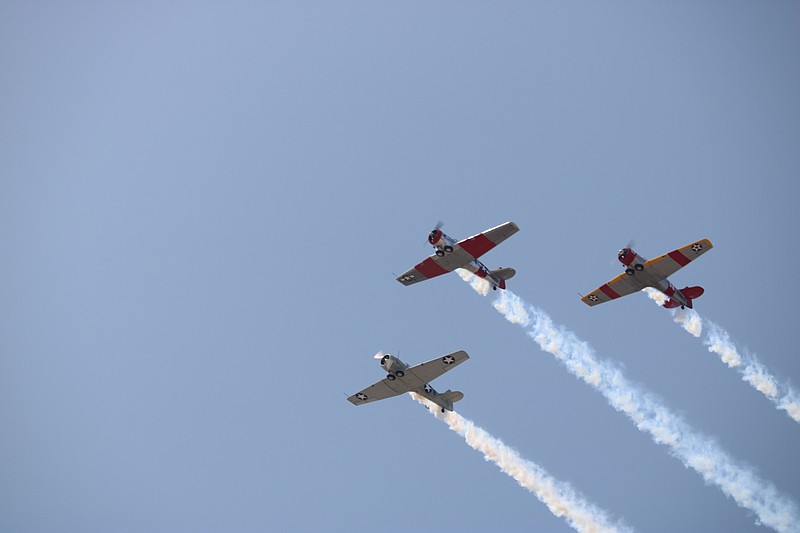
[444,245,453,253]
[492,285,497,290]
[441,408,446,413]
[387,374,396,381]
[625,268,635,276]
[435,250,445,257]
[635,264,644,271]
[395,370,405,378]
[681,305,685,310]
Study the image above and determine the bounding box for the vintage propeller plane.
[347,351,469,412]
[396,221,520,290]
[581,239,714,310]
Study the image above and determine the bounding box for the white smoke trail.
[410,393,631,533]
[642,288,703,338]
[643,288,800,424]
[459,274,799,532]
[457,268,491,296]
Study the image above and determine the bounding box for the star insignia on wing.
[588,294,600,302]
[691,243,703,252]
[356,393,368,401]
[442,355,455,365]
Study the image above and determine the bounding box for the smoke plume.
[643,288,800,424]
[457,272,799,532]
[411,393,631,533]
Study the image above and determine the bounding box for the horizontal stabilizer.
[490,267,516,281]
[681,286,704,299]
[664,285,705,309]
[440,390,464,404]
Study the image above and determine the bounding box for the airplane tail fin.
[664,286,704,309]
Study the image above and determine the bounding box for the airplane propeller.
[373,351,385,360]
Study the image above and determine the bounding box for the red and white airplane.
[581,239,714,309]
[396,221,520,290]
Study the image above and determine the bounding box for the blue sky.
[2,2,799,532]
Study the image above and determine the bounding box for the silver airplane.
[348,351,469,412]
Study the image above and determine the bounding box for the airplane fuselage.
[653,278,690,308]
[429,229,507,290]
[618,247,690,308]
[378,354,456,411]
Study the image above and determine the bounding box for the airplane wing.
[642,239,714,280]
[396,222,519,286]
[347,378,406,406]
[396,255,460,286]
[456,221,520,261]
[404,350,469,384]
[581,271,650,307]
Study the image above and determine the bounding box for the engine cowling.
[428,229,443,246]
[618,248,635,266]
[618,248,647,271]
[379,354,407,373]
